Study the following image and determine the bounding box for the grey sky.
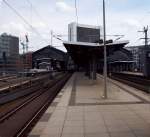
[0,0,150,53]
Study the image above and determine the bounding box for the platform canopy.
[63,40,129,66]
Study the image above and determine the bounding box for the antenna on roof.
[50,30,53,47]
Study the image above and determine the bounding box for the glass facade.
[77,27,100,43]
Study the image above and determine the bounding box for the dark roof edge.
[33,45,66,54]
[63,40,129,47]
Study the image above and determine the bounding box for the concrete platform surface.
[28,72,150,137]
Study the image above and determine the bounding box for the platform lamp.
[102,0,108,99]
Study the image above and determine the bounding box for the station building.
[32,46,67,71]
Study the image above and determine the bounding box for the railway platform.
[28,72,150,137]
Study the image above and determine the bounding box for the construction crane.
[25,34,29,52]
[20,34,29,54]
[20,41,26,54]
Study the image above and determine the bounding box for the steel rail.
[0,73,71,137]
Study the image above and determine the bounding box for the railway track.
[0,77,30,90]
[0,72,62,92]
[0,75,17,81]
[0,77,44,102]
[110,72,150,93]
[0,73,55,98]
[0,72,65,105]
[0,75,17,80]
[0,72,72,137]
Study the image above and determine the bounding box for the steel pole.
[75,0,78,23]
[103,0,107,99]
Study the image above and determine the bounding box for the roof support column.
[89,55,97,80]
[89,60,92,79]
[92,55,97,80]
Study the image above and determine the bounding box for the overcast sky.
[0,0,150,53]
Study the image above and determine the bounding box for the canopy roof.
[63,40,129,66]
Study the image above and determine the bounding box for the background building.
[107,48,133,72]
[126,46,145,72]
[126,45,150,77]
[17,52,33,71]
[68,22,101,43]
[140,46,150,77]
[0,33,19,73]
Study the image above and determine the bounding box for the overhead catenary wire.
[25,0,51,29]
[3,0,48,44]
[26,0,61,47]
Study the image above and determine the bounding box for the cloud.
[0,22,27,36]
[56,1,74,12]
[122,19,141,28]
[0,0,3,7]
[32,21,47,29]
[1,0,149,52]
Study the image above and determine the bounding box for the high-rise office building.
[0,33,19,73]
[68,22,101,43]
